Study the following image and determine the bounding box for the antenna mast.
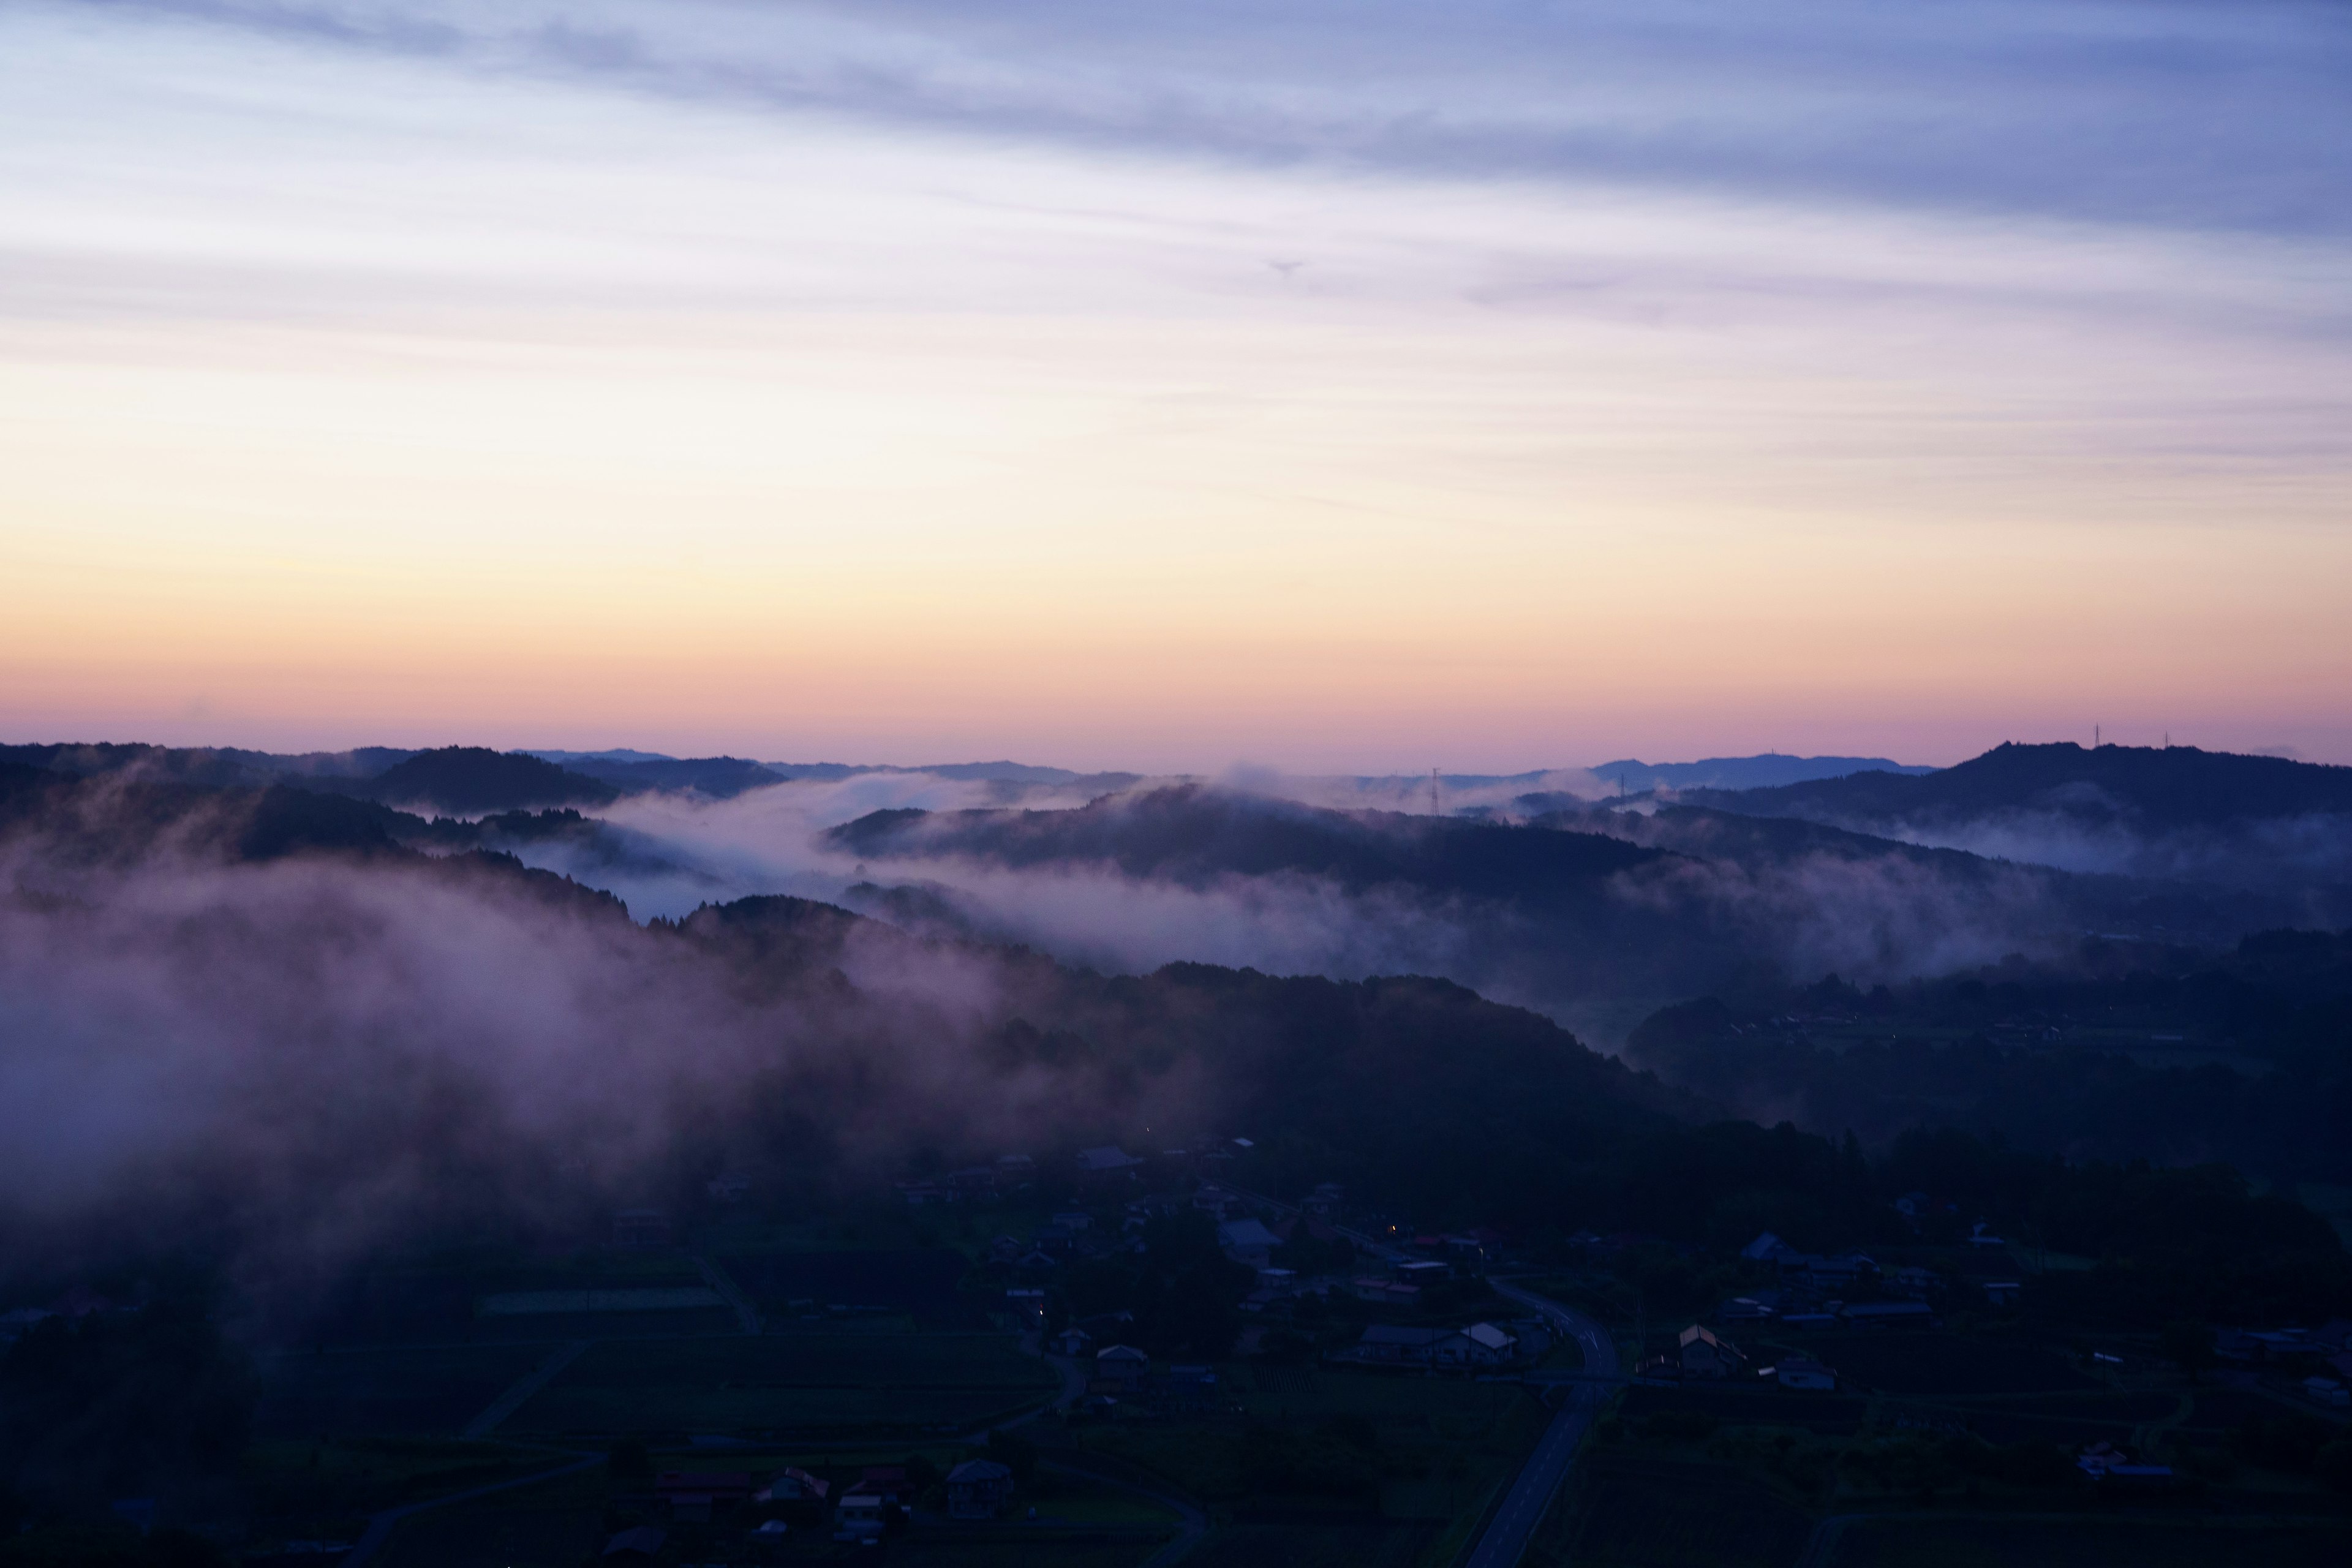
[1430,767,1440,816]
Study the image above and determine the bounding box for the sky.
[2,0,2348,772]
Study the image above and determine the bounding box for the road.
[1460,1280,1619,1568]
[340,1450,605,1568]
[460,1339,591,1439]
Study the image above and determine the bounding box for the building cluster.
[605,1457,1020,1559]
[2211,1320,2352,1409]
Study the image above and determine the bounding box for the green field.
[254,1342,554,1438]
[244,1434,561,1526]
[504,1332,1057,1434]
[884,1539,1167,1568]
[1527,1457,1812,1568]
[1833,1517,2352,1567]
[1185,1521,1436,1568]
[1069,1361,1540,1568]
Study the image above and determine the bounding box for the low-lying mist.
[483,772,2279,1044]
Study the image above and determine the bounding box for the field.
[883,1543,1165,1568]
[1959,1391,2182,1447]
[243,1434,561,1528]
[1797,1333,2096,1398]
[1526,1456,1812,1568]
[503,1332,1058,1435]
[1186,1520,1437,1568]
[253,1342,554,1438]
[309,1249,732,1344]
[1077,1365,1542,1510]
[1831,1517,2352,1567]
[1619,1385,1867,1436]
[377,1499,605,1568]
[722,1248,982,1327]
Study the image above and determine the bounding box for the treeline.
[1623,932,2352,1181]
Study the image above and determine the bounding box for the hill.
[827,782,1664,899]
[330,746,619,814]
[1689,742,2352,898]
[553,754,785,799]
[1586,753,1934,793]
[1699,741,2352,831]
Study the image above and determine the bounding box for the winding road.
[1461,1280,1619,1568]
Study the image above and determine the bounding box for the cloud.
[63,0,2352,238]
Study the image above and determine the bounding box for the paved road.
[692,1251,763,1335]
[460,1339,590,1439]
[341,1450,604,1568]
[1461,1280,1619,1568]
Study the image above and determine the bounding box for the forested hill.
[827,783,1664,897]
[1696,741,2352,831]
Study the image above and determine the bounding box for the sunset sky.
[4,1,2348,771]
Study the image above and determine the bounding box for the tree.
[2158,1320,2215,1382]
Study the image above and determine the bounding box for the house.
[749,1518,790,1561]
[656,1471,753,1521]
[613,1208,671,1249]
[945,1459,1016,1520]
[1218,1218,1283,1268]
[1719,1295,1777,1323]
[1776,1354,1837,1390]
[603,1526,667,1562]
[834,1493,888,1539]
[1050,1327,1094,1357]
[1303,1183,1345,1216]
[1031,1223,1078,1254]
[895,1180,947,1205]
[1889,1266,1936,1297]
[1191,1186,1239,1219]
[1352,1325,1450,1365]
[1793,1253,1877,1291]
[759,1467,829,1504]
[1076,1146,1144,1176]
[1346,1323,1517,1368]
[2304,1377,2351,1408]
[2076,1443,2173,1486]
[1982,1280,2022,1308]
[1351,1276,1421,1308]
[1740,1232,1793,1264]
[1097,1344,1150,1387]
[1463,1322,1518,1363]
[856,1466,916,1504]
[1393,1259,1452,1286]
[1678,1324,1745,1378]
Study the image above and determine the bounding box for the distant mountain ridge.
[1697,742,2352,832]
[1687,741,2352,892]
[1587,753,1934,794]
